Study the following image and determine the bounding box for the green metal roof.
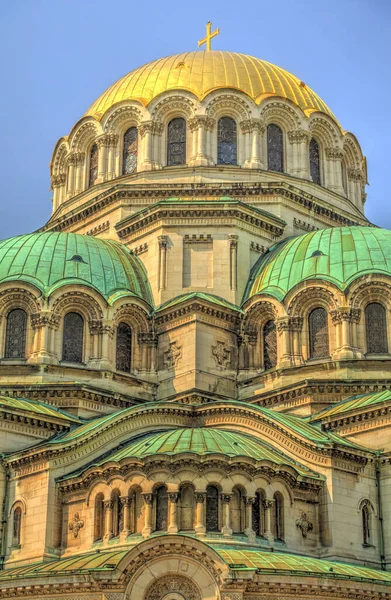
[0,395,82,424]
[0,232,153,305]
[155,292,243,314]
[243,226,389,302]
[310,390,391,423]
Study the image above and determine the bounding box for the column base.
[192,154,209,166]
[120,530,130,542]
[140,161,153,171]
[96,358,113,370]
[244,159,263,169]
[168,525,179,534]
[103,534,114,542]
[279,357,293,369]
[195,526,206,537]
[142,527,152,538]
[35,352,56,365]
[222,526,232,537]
[245,528,256,543]
[332,347,355,360]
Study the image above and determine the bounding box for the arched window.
[206,485,219,532]
[155,485,168,531]
[273,492,284,540]
[111,490,122,537]
[267,124,284,172]
[62,312,84,363]
[309,138,321,184]
[4,309,27,359]
[263,320,277,370]
[252,490,265,537]
[130,486,143,534]
[89,143,98,187]
[180,484,194,531]
[217,117,237,165]
[362,502,371,545]
[94,493,104,541]
[309,307,329,359]
[123,127,138,175]
[230,487,245,533]
[12,506,22,547]
[167,118,186,166]
[116,322,132,373]
[365,303,388,354]
[341,160,348,194]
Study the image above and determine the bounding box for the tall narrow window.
[62,312,84,363]
[263,320,277,370]
[252,490,265,537]
[167,118,186,166]
[180,484,195,531]
[4,309,27,359]
[365,303,388,354]
[89,143,98,186]
[94,493,104,541]
[12,507,22,547]
[362,503,371,545]
[218,117,237,165]
[267,124,284,172]
[155,486,168,531]
[341,160,348,194]
[123,127,138,175]
[309,307,329,359]
[206,485,219,532]
[112,490,122,537]
[116,322,132,373]
[230,487,245,533]
[273,492,284,540]
[309,138,321,184]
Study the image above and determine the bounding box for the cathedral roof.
[310,390,391,423]
[0,232,153,305]
[0,395,81,425]
[244,226,391,302]
[84,51,334,120]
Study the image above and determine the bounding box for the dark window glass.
[155,486,168,531]
[252,490,265,536]
[13,507,22,546]
[309,138,321,184]
[309,307,329,359]
[123,127,138,175]
[4,309,27,359]
[89,143,98,186]
[62,312,84,363]
[267,124,284,172]
[112,490,122,537]
[167,118,186,166]
[273,492,284,540]
[362,505,371,545]
[116,322,132,373]
[206,485,219,532]
[180,484,194,531]
[217,117,237,165]
[365,303,388,354]
[263,320,277,370]
[94,494,104,541]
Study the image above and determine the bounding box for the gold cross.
[198,21,220,51]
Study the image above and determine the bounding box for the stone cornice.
[154,300,242,331]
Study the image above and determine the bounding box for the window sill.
[364,353,391,360]
[59,361,86,368]
[362,543,376,549]
[0,359,26,365]
[11,544,21,550]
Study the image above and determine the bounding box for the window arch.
[12,506,22,547]
[155,485,168,531]
[123,127,138,175]
[167,118,186,166]
[252,490,265,537]
[267,124,284,172]
[94,493,104,541]
[116,322,132,373]
[263,320,277,370]
[362,502,371,545]
[89,143,98,187]
[309,307,329,359]
[217,117,237,165]
[4,309,27,359]
[273,492,284,540]
[62,312,84,363]
[309,138,321,184]
[365,302,388,354]
[206,485,219,532]
[180,484,195,531]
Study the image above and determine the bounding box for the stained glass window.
[309,138,321,184]
[180,484,195,530]
[155,486,168,531]
[362,504,371,545]
[112,490,122,537]
[89,143,98,187]
[267,124,284,172]
[116,322,132,373]
[309,307,329,359]
[4,309,27,359]
[273,492,284,540]
[94,494,104,541]
[263,320,277,370]
[62,312,84,363]
[365,303,388,354]
[217,117,237,165]
[252,490,265,536]
[123,127,138,175]
[12,507,22,546]
[206,485,219,532]
[167,118,186,166]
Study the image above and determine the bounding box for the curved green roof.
[244,226,391,302]
[0,232,153,305]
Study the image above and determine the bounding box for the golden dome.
[85,51,334,120]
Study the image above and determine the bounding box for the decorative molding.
[296,511,313,538]
[212,341,231,369]
[68,512,84,538]
[293,217,318,232]
[164,341,182,369]
[86,220,110,236]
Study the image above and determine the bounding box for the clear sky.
[0,0,390,240]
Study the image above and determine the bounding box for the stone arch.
[151,93,197,122]
[0,286,41,362]
[144,574,202,600]
[205,91,252,121]
[242,298,284,371]
[343,132,364,171]
[68,117,102,153]
[112,301,152,372]
[51,137,70,176]
[308,113,342,148]
[260,98,303,131]
[102,102,144,134]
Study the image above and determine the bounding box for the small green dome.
[244,226,391,302]
[0,232,153,305]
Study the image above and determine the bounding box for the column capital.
[288,129,310,144]
[51,173,66,188]
[138,332,158,347]
[289,316,304,331]
[240,117,265,134]
[195,492,206,503]
[139,120,163,137]
[188,115,214,132]
[168,492,179,503]
[244,496,256,505]
[220,493,232,504]
[325,146,344,161]
[228,233,239,249]
[103,499,114,510]
[276,316,290,333]
[142,493,153,505]
[262,498,274,510]
[120,496,132,506]
[330,307,361,324]
[158,234,168,249]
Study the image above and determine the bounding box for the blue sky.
[0,0,390,239]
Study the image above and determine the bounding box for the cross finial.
[198,21,220,51]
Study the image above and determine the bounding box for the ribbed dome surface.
[0,232,153,304]
[244,227,391,302]
[85,51,334,119]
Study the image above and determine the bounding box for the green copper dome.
[0,232,153,305]
[244,226,391,302]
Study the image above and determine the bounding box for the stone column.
[106,134,119,180]
[244,497,256,542]
[73,152,85,194]
[221,494,232,537]
[168,492,179,533]
[331,308,359,360]
[120,496,132,540]
[263,498,274,544]
[103,500,114,541]
[51,173,66,212]
[228,234,239,291]
[289,316,304,366]
[158,235,168,292]
[66,153,76,198]
[33,312,58,365]
[188,116,211,166]
[100,322,114,370]
[195,492,206,537]
[96,135,108,183]
[277,317,292,368]
[140,121,153,170]
[348,168,364,208]
[244,119,264,169]
[288,130,310,179]
[325,147,345,194]
[142,493,153,538]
